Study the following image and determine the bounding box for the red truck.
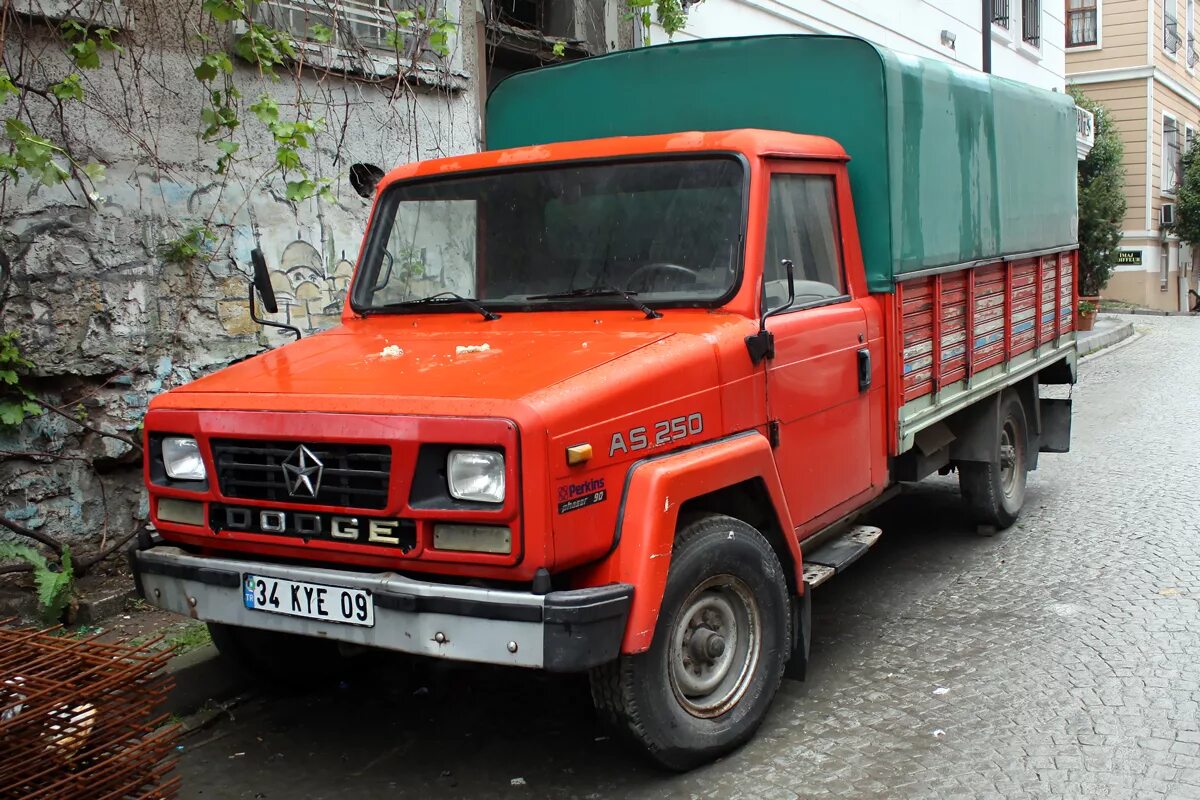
[133,36,1079,769]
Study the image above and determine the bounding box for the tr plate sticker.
[558,477,607,514]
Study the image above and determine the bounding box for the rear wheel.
[589,514,790,771]
[959,391,1028,529]
[208,623,347,689]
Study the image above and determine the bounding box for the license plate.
[243,574,374,627]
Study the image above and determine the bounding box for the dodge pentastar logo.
[282,445,323,497]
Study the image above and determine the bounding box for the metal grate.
[1022,0,1041,46]
[0,622,180,799]
[1166,14,1183,53]
[211,439,392,510]
[992,0,1010,29]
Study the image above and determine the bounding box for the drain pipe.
[982,0,992,73]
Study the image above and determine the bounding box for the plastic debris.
[932,729,946,738]
[933,687,950,696]
[510,778,527,786]
[379,345,403,358]
[455,343,491,355]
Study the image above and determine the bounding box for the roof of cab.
[375,128,847,193]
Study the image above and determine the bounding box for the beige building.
[1067,0,1200,311]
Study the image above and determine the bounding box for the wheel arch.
[572,432,801,654]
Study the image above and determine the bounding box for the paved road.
[178,316,1200,799]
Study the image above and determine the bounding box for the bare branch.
[0,513,65,555]
[30,398,143,456]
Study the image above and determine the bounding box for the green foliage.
[626,0,697,44]
[0,332,41,428]
[1175,136,1200,248]
[1069,87,1127,296]
[234,23,298,72]
[552,40,566,57]
[201,0,245,23]
[50,74,84,101]
[0,71,15,102]
[1077,299,1097,314]
[308,23,334,44]
[60,21,122,70]
[0,541,74,622]
[386,8,456,58]
[1,119,70,185]
[160,226,217,265]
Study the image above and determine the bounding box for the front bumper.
[131,541,632,672]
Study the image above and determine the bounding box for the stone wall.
[0,0,481,545]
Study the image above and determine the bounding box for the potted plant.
[1069,88,1126,324]
[1076,299,1098,332]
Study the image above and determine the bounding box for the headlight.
[162,437,206,481]
[447,450,505,503]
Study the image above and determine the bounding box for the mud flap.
[784,588,811,681]
[1039,397,1072,453]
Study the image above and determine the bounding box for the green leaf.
[552,40,566,57]
[249,95,280,125]
[275,146,301,171]
[202,0,246,22]
[309,23,333,43]
[83,161,106,182]
[66,39,100,70]
[0,401,27,426]
[285,178,317,202]
[0,71,18,103]
[0,369,17,385]
[216,140,239,155]
[50,74,85,101]
[194,52,234,82]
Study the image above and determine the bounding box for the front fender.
[572,431,801,654]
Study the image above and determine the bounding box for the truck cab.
[135,36,1078,770]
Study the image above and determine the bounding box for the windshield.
[352,156,745,312]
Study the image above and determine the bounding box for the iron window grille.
[1066,0,1098,47]
[993,0,1010,29]
[1022,0,1041,46]
[251,0,448,62]
[1164,116,1182,194]
[1166,14,1183,54]
[1190,35,1199,67]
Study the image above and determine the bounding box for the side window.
[762,174,845,310]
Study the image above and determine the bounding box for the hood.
[172,315,674,403]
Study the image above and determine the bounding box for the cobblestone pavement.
[178,316,1200,799]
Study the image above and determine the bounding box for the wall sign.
[1116,250,1142,266]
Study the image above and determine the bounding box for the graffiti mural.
[221,213,364,336]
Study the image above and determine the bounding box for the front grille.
[210,439,392,510]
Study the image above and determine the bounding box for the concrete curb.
[164,643,252,717]
[1077,320,1135,358]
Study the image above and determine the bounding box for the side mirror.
[745,259,796,366]
[251,248,278,314]
[247,248,302,341]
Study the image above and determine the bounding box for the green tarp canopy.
[485,35,1079,294]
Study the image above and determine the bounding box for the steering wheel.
[624,262,700,292]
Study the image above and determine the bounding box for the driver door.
[761,162,873,528]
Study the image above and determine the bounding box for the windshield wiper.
[370,291,500,321]
[527,286,662,319]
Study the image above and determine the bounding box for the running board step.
[801,525,883,589]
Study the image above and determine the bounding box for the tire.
[208,622,346,689]
[588,514,791,771]
[959,391,1029,529]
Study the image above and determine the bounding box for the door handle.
[857,348,871,392]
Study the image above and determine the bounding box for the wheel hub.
[669,575,761,718]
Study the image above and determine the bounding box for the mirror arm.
[745,259,796,365]
[249,283,303,341]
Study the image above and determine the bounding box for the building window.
[1189,0,1197,68]
[252,0,449,61]
[1188,126,1196,154]
[1066,0,1098,47]
[1164,114,1182,195]
[1022,0,1041,46]
[1165,6,1183,55]
[993,0,1011,29]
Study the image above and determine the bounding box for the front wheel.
[589,514,790,771]
[958,390,1029,529]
